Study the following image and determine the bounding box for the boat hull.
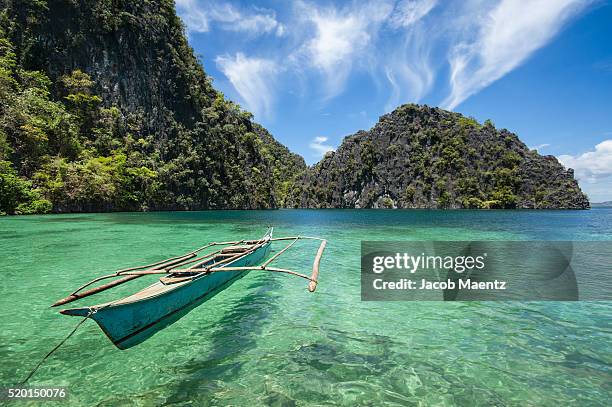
[64,241,271,349]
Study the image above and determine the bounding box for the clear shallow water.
[0,209,611,406]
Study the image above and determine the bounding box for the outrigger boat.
[52,228,326,349]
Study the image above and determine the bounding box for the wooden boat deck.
[110,245,256,305]
[110,280,189,305]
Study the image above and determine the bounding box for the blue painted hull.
[62,241,271,349]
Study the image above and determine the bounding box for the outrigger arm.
[169,237,327,292]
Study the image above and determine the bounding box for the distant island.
[287,105,588,209]
[0,1,588,215]
[592,201,612,207]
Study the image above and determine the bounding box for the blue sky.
[175,0,612,202]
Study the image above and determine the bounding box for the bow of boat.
[59,307,94,317]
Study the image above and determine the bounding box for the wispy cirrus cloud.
[175,0,209,32]
[292,0,437,105]
[215,53,279,118]
[442,0,590,110]
[290,0,589,110]
[176,0,284,36]
[309,136,335,158]
[181,0,592,121]
[295,0,394,100]
[529,143,551,151]
[388,0,437,28]
[383,18,436,111]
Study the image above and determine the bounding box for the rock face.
[3,0,306,211]
[12,0,208,135]
[288,105,589,209]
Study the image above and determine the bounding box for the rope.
[21,309,94,384]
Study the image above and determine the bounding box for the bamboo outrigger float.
[53,228,326,349]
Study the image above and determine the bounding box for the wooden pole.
[261,237,299,268]
[309,240,326,292]
[52,275,142,307]
[272,236,326,242]
[240,236,324,244]
[167,266,314,281]
[52,253,196,307]
[197,241,264,271]
[167,250,222,270]
[265,267,313,281]
[67,253,192,295]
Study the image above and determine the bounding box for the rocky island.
[288,105,589,209]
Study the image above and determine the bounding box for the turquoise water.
[0,210,611,406]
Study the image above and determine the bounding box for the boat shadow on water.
[161,274,283,404]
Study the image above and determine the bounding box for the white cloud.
[558,140,612,202]
[223,9,285,36]
[309,136,335,157]
[389,0,437,28]
[529,143,551,151]
[176,0,284,36]
[374,1,437,112]
[296,1,394,100]
[442,0,589,110]
[384,67,401,111]
[293,0,436,110]
[578,181,612,203]
[558,140,612,183]
[176,0,210,32]
[215,53,279,118]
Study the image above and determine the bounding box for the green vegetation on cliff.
[0,0,305,214]
[288,104,589,209]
